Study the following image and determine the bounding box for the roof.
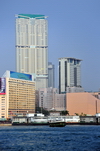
[58,57,82,61]
[17,14,46,19]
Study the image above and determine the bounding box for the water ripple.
[0,125,100,151]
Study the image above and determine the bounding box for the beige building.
[39,87,66,111]
[66,92,100,116]
[0,95,8,119]
[16,14,48,90]
[0,71,35,119]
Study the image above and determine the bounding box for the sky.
[0,0,100,92]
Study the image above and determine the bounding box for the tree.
[80,113,87,116]
[35,107,50,116]
[75,113,87,116]
[75,113,79,116]
[60,110,69,116]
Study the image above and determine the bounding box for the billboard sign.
[0,78,6,95]
[10,71,32,81]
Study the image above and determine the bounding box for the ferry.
[49,121,66,127]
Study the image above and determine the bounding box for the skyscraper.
[59,57,82,94]
[15,14,48,89]
[48,62,55,88]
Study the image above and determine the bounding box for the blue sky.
[0,0,100,91]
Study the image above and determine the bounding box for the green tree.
[60,110,69,116]
[75,113,79,116]
[35,107,50,116]
[80,113,87,116]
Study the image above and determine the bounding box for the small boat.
[49,121,66,127]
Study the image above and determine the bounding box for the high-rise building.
[59,58,82,94]
[39,87,53,110]
[38,87,66,111]
[0,71,35,119]
[48,62,55,88]
[15,14,48,89]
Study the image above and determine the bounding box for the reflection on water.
[0,125,100,151]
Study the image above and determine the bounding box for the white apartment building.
[39,87,66,111]
[15,14,48,90]
[59,58,82,94]
[39,87,57,110]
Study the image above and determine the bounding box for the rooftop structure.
[17,14,46,19]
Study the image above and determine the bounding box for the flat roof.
[58,57,82,61]
[17,14,46,19]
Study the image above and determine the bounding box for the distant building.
[48,62,55,88]
[39,87,58,110]
[66,86,84,93]
[91,92,100,100]
[58,57,82,94]
[15,14,48,90]
[35,90,39,109]
[66,92,100,115]
[54,93,66,111]
[38,87,66,111]
[0,71,35,119]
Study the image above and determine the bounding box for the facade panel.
[0,78,6,95]
[10,71,32,81]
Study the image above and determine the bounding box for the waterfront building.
[15,14,48,90]
[0,71,35,119]
[58,57,82,94]
[66,92,100,115]
[48,62,55,88]
[0,81,7,119]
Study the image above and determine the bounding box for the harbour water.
[0,125,100,151]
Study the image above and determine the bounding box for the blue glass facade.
[10,71,32,81]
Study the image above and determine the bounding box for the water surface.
[0,125,100,151]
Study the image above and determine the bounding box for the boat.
[49,121,66,127]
